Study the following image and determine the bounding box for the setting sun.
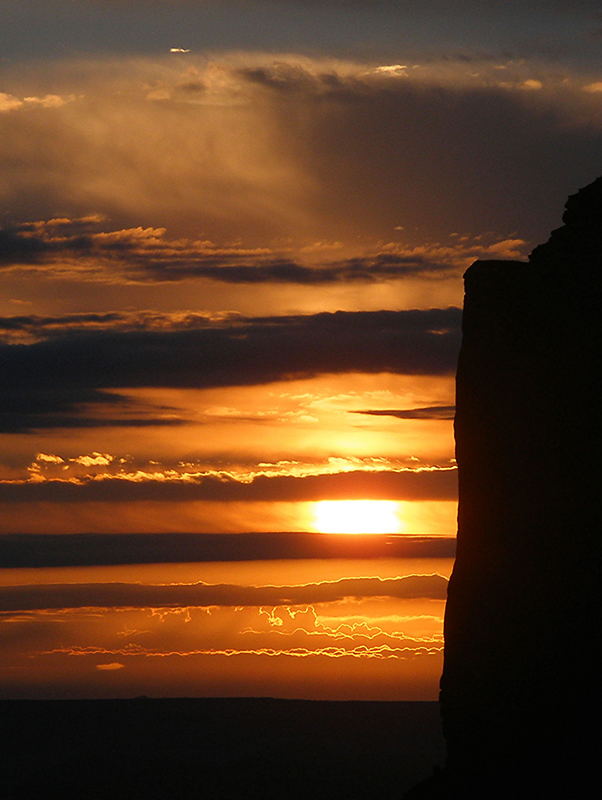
[313,500,404,534]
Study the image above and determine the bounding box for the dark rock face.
[439,178,602,796]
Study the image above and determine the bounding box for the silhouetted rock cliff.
[438,178,602,797]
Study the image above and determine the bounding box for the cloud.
[355,405,456,420]
[24,451,428,483]
[0,308,461,431]
[1,54,601,254]
[1,600,445,671]
[0,574,449,613]
[0,466,457,503]
[0,216,527,284]
[519,79,543,90]
[0,94,24,113]
[0,532,456,567]
[0,92,75,113]
[0,309,240,344]
[35,453,65,464]
[43,643,442,661]
[70,453,113,467]
[0,414,186,431]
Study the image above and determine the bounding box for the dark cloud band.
[0,467,457,504]
[0,308,461,432]
[0,573,449,613]
[0,532,456,567]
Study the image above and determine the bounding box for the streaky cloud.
[355,405,456,420]
[0,532,456,567]
[0,573,449,612]
[42,644,443,661]
[0,218,520,284]
[0,467,458,503]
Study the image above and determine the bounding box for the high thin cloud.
[0,574,449,612]
[1,55,601,253]
[0,308,461,431]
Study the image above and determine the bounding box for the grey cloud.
[0,228,63,263]
[0,574,449,613]
[0,532,456,567]
[2,58,602,252]
[151,254,456,284]
[0,310,232,340]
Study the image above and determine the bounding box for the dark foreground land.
[0,698,443,799]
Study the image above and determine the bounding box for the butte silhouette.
[411,177,602,797]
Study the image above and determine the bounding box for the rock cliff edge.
[432,178,602,797]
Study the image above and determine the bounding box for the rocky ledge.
[417,178,602,797]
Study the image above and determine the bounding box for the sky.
[1,0,601,700]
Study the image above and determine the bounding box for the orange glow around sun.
[313,500,404,534]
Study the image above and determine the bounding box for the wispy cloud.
[0,216,527,284]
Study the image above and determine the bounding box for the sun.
[312,500,404,534]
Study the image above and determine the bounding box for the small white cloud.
[0,92,75,112]
[521,79,543,91]
[24,94,74,108]
[170,48,191,54]
[36,453,65,464]
[372,64,408,77]
[70,452,114,467]
[0,93,23,112]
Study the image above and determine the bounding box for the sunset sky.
[1,0,601,700]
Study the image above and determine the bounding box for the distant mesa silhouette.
[407,176,602,798]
